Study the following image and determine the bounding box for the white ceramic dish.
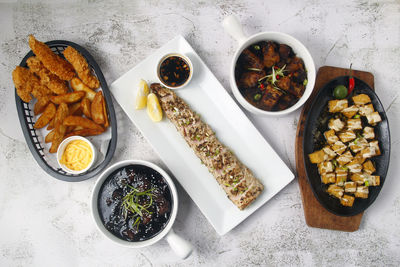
[91,160,193,259]
[156,53,193,89]
[110,35,294,235]
[56,136,96,174]
[223,15,316,116]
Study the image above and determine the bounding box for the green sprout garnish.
[253,45,261,50]
[122,185,155,226]
[258,65,287,85]
[247,67,263,72]
[303,79,308,86]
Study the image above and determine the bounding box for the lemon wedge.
[135,79,150,110]
[147,93,163,122]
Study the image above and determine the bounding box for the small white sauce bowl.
[56,136,97,175]
[156,53,193,90]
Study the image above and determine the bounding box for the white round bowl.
[91,159,193,259]
[156,53,193,90]
[223,15,316,116]
[56,136,96,174]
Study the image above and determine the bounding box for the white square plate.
[110,35,294,235]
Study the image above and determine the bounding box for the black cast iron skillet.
[303,76,390,216]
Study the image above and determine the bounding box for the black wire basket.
[15,40,117,182]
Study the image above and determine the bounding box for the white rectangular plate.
[110,35,294,235]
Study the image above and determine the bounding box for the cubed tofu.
[363,126,375,139]
[318,161,334,175]
[321,172,336,184]
[308,150,326,164]
[355,186,369,198]
[324,129,339,144]
[354,152,366,164]
[337,150,353,166]
[352,94,371,105]
[347,118,362,130]
[361,146,377,159]
[341,105,359,118]
[323,146,336,160]
[329,99,348,113]
[351,173,365,185]
[328,118,345,132]
[346,159,362,173]
[359,103,374,116]
[364,174,380,186]
[344,181,357,193]
[327,184,344,199]
[349,137,369,153]
[331,141,347,155]
[338,130,356,143]
[336,168,348,185]
[369,140,381,156]
[340,194,355,207]
[366,112,382,125]
[362,160,376,174]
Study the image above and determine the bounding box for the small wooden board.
[295,66,374,231]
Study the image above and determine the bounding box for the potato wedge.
[64,128,104,139]
[102,95,109,128]
[34,103,56,129]
[54,103,69,127]
[34,95,50,115]
[70,77,96,101]
[49,124,66,153]
[81,98,92,118]
[50,91,85,104]
[63,116,103,131]
[91,91,105,124]
[68,102,82,116]
[45,129,55,143]
[47,117,55,130]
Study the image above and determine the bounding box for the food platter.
[303,76,390,216]
[110,35,294,235]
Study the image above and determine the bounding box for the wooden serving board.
[295,66,374,231]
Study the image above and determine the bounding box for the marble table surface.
[0,0,399,266]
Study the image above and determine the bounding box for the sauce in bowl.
[60,139,93,171]
[98,164,172,242]
[158,55,191,88]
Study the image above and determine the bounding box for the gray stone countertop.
[0,0,399,266]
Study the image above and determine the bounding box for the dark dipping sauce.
[98,165,172,242]
[159,56,190,87]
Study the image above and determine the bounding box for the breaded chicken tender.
[27,56,68,95]
[28,35,75,81]
[63,46,100,89]
[12,66,51,102]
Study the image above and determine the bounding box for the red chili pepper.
[260,83,265,90]
[276,75,280,80]
[274,66,278,70]
[348,63,355,95]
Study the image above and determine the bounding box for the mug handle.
[222,15,248,45]
[165,229,193,259]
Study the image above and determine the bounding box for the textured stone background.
[0,0,399,266]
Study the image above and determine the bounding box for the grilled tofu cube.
[355,186,369,198]
[323,146,336,160]
[341,105,359,118]
[324,129,339,144]
[336,168,348,185]
[362,160,376,174]
[346,159,362,173]
[344,181,357,193]
[351,173,367,185]
[349,137,369,153]
[338,130,356,143]
[347,118,362,130]
[352,94,371,105]
[361,146,377,159]
[363,126,375,139]
[331,141,347,155]
[328,118,345,132]
[321,172,336,184]
[354,151,366,164]
[308,150,326,164]
[340,194,355,207]
[327,184,344,199]
[329,99,348,113]
[366,112,382,125]
[318,161,333,175]
[369,140,381,156]
[364,174,380,186]
[359,103,374,116]
[337,150,353,166]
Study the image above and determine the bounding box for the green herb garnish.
[122,186,155,225]
[254,94,262,101]
[253,45,261,50]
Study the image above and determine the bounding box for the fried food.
[33,103,56,129]
[64,128,104,139]
[26,56,68,95]
[28,35,75,81]
[63,46,100,89]
[54,103,69,127]
[91,91,105,124]
[63,116,103,131]
[12,66,33,102]
[49,124,66,153]
[45,130,55,143]
[69,102,82,116]
[50,91,85,104]
[80,98,92,118]
[102,94,109,128]
[70,77,96,101]
[34,95,50,115]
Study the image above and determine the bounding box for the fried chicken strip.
[63,46,100,89]
[28,35,75,81]
[12,66,51,102]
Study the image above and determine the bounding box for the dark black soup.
[98,165,172,242]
